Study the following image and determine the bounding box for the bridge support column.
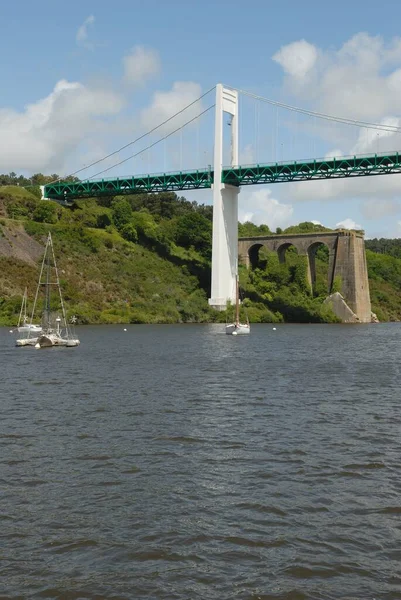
[333,232,371,322]
[209,184,240,309]
[209,84,240,310]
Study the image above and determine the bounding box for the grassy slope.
[0,186,401,324]
[0,220,212,325]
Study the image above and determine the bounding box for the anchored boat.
[17,287,42,334]
[16,232,80,348]
[225,274,250,335]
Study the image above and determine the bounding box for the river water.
[1,323,401,599]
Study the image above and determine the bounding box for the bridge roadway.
[44,152,401,201]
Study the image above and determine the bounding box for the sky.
[2,0,401,237]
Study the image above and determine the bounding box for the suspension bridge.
[43,84,401,311]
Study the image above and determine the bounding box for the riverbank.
[0,185,400,325]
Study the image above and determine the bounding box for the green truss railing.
[222,152,401,186]
[44,169,213,201]
[44,152,401,201]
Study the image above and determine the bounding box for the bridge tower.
[208,84,239,310]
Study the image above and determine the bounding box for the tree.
[32,201,59,224]
[238,221,271,237]
[174,212,212,255]
[121,223,138,243]
[112,198,132,230]
[284,221,332,234]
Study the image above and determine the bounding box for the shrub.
[121,223,138,243]
[32,201,60,224]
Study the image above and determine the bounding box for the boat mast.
[49,233,69,332]
[17,287,27,327]
[44,239,51,330]
[235,274,240,326]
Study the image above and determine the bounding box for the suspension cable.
[52,86,216,183]
[85,104,215,180]
[228,85,401,133]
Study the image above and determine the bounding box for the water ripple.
[1,323,401,599]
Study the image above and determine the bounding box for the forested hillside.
[0,178,400,325]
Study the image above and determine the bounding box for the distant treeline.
[365,238,401,259]
[0,172,79,187]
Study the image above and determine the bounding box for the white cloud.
[273,40,317,79]
[270,32,401,211]
[311,219,322,225]
[140,81,203,133]
[240,189,293,230]
[76,15,95,49]
[274,33,401,121]
[123,46,160,87]
[351,117,401,154]
[336,218,362,230]
[0,79,124,173]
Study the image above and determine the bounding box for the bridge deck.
[44,152,401,201]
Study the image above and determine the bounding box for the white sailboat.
[16,232,80,348]
[17,287,42,334]
[225,274,250,335]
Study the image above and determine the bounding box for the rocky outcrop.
[324,292,360,323]
[0,222,43,266]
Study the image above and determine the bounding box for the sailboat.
[16,232,80,348]
[17,287,42,334]
[225,274,250,335]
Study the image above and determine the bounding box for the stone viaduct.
[238,230,372,322]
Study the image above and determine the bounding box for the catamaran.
[225,274,250,335]
[17,287,42,334]
[16,232,80,348]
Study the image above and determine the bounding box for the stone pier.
[238,231,371,322]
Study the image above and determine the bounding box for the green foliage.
[366,238,401,259]
[68,199,112,229]
[32,201,60,224]
[332,275,342,293]
[366,249,401,320]
[239,246,337,323]
[121,222,138,243]
[1,175,400,325]
[283,221,333,234]
[239,221,271,237]
[126,191,213,221]
[112,198,133,230]
[174,212,212,257]
[28,186,43,199]
[0,186,39,219]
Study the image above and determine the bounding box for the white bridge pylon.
[208,84,240,311]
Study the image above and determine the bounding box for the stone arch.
[277,242,299,264]
[307,241,330,294]
[248,243,264,269]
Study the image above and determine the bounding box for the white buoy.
[273,327,277,331]
[9,330,13,333]
[123,328,127,331]
[232,330,238,336]
[35,343,40,349]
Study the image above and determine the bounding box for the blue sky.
[2,0,401,237]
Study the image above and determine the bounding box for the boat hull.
[16,337,38,347]
[37,334,80,348]
[226,323,250,335]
